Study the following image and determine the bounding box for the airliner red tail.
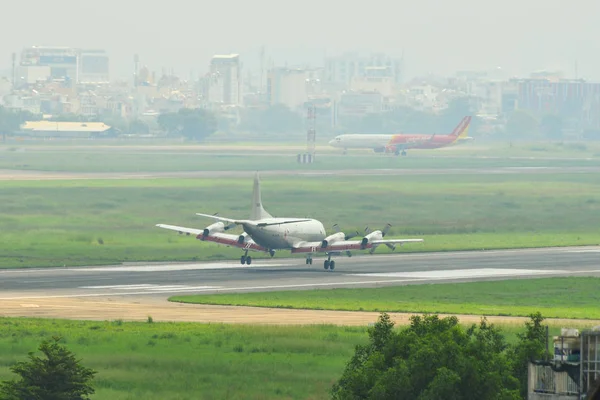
[449,116,472,141]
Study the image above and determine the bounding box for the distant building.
[350,67,394,97]
[20,46,79,83]
[325,52,403,86]
[20,121,114,138]
[207,54,242,106]
[516,78,600,130]
[18,46,110,85]
[267,67,309,111]
[78,49,110,84]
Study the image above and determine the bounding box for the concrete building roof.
[21,121,111,132]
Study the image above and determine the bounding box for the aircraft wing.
[290,238,423,254]
[371,239,424,245]
[199,232,269,252]
[156,223,269,252]
[156,224,203,236]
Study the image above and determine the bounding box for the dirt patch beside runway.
[0,297,598,327]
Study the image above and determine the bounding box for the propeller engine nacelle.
[202,222,225,238]
[201,221,236,238]
[361,224,392,252]
[321,232,346,248]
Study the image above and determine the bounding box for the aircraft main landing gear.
[305,255,313,265]
[241,251,252,265]
[323,255,335,271]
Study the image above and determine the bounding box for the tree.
[332,313,522,400]
[0,106,41,139]
[505,110,540,137]
[539,114,564,139]
[157,108,218,141]
[0,336,96,400]
[240,105,303,134]
[128,119,150,135]
[510,312,548,399]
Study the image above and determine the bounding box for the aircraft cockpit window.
[336,137,341,141]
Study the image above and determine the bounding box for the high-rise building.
[19,46,109,85]
[207,54,242,106]
[267,67,309,111]
[325,52,403,86]
[78,49,109,84]
[21,46,79,82]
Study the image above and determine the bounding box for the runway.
[1,246,600,324]
[1,166,600,181]
[2,246,600,300]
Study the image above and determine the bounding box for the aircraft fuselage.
[242,218,326,249]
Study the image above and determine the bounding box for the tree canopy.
[332,312,548,400]
[0,106,40,136]
[157,108,218,140]
[0,336,96,400]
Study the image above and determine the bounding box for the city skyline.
[1,0,599,80]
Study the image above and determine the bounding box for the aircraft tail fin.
[250,172,273,220]
[449,116,472,141]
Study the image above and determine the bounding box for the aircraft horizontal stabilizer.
[256,219,312,227]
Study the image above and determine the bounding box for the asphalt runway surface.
[2,246,600,300]
[2,246,600,324]
[1,166,600,181]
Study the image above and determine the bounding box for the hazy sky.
[2,0,599,80]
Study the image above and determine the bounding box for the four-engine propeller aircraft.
[156,173,423,270]
[328,116,473,156]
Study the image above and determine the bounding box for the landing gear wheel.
[401,150,407,156]
[246,256,252,265]
[241,256,246,265]
[324,260,330,270]
[309,259,313,265]
[329,260,335,271]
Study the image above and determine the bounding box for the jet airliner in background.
[329,116,473,156]
[157,173,423,270]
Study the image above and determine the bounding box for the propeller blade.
[382,223,392,237]
[345,230,360,240]
[369,244,380,254]
[333,223,341,233]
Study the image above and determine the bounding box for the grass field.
[2,143,600,172]
[1,173,599,268]
[0,318,367,400]
[170,277,600,320]
[0,317,578,399]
